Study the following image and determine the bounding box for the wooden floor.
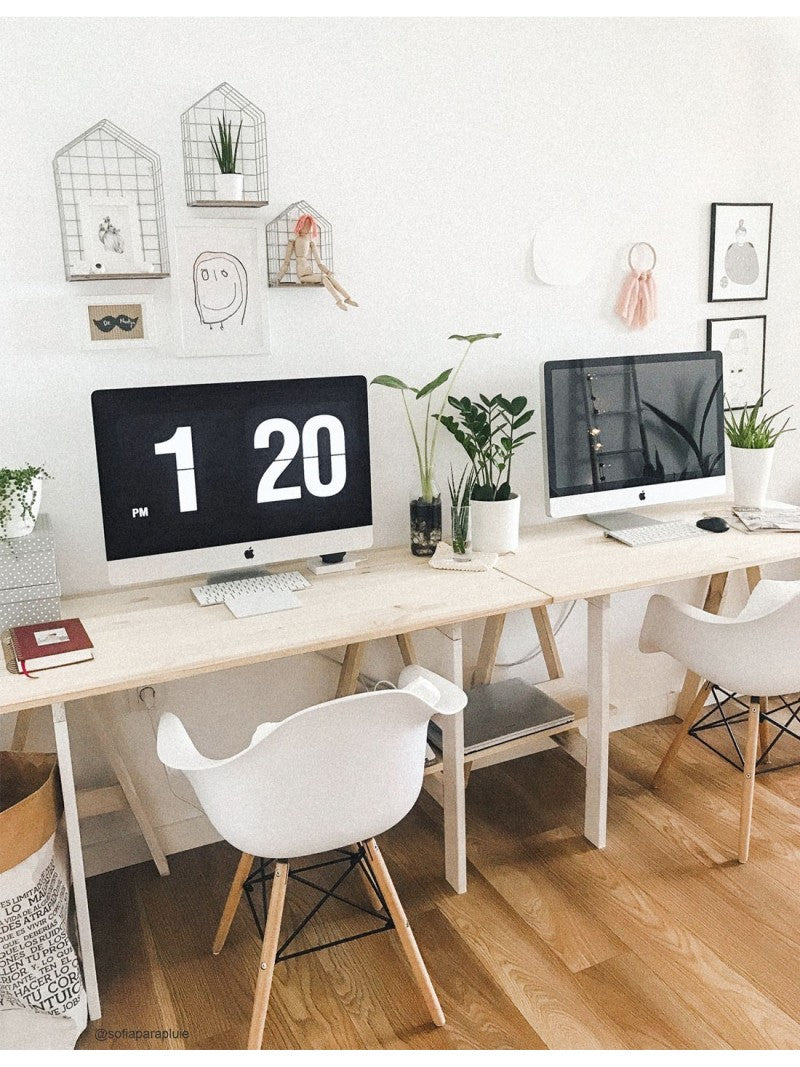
[76,719,800,1050]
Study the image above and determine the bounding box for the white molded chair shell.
[639,579,800,697]
[157,665,466,860]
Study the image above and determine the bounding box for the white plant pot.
[730,446,774,508]
[2,477,42,538]
[470,494,521,554]
[214,173,244,201]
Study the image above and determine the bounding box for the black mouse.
[696,516,729,533]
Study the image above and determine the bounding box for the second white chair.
[639,578,800,863]
[157,664,467,1050]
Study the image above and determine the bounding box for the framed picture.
[708,202,772,302]
[83,295,156,351]
[74,194,149,276]
[706,315,766,410]
[174,222,269,358]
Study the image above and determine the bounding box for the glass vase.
[450,504,472,560]
[409,489,442,557]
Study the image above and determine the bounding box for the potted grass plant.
[0,465,50,539]
[371,333,501,556]
[210,113,244,201]
[436,392,535,553]
[725,392,793,508]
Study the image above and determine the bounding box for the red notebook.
[9,618,94,675]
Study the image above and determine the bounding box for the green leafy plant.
[447,466,475,554]
[435,393,536,501]
[0,465,50,538]
[642,377,724,478]
[371,333,501,503]
[209,113,243,174]
[725,391,793,449]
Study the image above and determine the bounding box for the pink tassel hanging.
[615,243,657,330]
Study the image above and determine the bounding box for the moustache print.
[93,314,139,333]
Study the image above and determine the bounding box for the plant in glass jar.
[371,332,501,556]
[448,466,475,559]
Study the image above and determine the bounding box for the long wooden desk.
[493,501,800,850]
[0,545,549,1021]
[5,504,800,1023]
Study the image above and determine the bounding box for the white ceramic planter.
[214,173,244,201]
[730,446,774,508]
[470,494,520,554]
[1,477,42,538]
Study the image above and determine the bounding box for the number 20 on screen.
[153,415,347,513]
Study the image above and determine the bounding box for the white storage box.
[0,515,61,631]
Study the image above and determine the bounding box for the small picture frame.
[83,295,156,350]
[708,202,772,302]
[707,314,766,410]
[74,193,150,277]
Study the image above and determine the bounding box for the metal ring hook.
[628,241,657,272]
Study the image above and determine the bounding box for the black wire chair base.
[241,846,394,964]
[688,686,800,775]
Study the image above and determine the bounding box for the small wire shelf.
[181,82,269,207]
[266,201,333,286]
[53,119,169,281]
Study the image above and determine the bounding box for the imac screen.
[545,352,724,498]
[91,376,372,561]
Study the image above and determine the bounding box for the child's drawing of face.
[193,252,247,326]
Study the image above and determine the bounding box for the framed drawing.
[83,295,156,351]
[75,194,150,276]
[707,315,766,410]
[174,222,269,357]
[708,202,772,302]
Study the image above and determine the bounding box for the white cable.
[495,601,577,669]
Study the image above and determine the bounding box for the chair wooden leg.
[757,697,771,765]
[213,852,254,956]
[652,680,712,790]
[739,700,761,864]
[247,861,289,1051]
[363,838,445,1027]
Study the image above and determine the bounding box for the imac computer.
[91,375,373,584]
[541,351,725,529]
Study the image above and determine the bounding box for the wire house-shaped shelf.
[53,120,169,281]
[181,82,269,207]
[266,201,333,286]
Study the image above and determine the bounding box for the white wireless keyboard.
[191,571,311,606]
[606,522,704,547]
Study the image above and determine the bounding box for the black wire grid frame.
[241,846,394,963]
[181,82,269,207]
[689,686,800,774]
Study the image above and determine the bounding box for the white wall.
[2,17,799,872]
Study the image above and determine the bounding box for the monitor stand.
[586,511,661,533]
[206,566,272,584]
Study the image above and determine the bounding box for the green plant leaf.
[448,333,502,343]
[512,410,535,429]
[370,375,411,390]
[416,368,452,399]
[495,482,512,501]
[510,396,528,416]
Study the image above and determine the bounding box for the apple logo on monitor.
[639,491,646,500]
[244,547,255,559]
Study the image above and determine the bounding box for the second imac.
[542,350,725,529]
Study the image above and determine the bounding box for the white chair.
[639,578,800,863]
[157,664,467,1050]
